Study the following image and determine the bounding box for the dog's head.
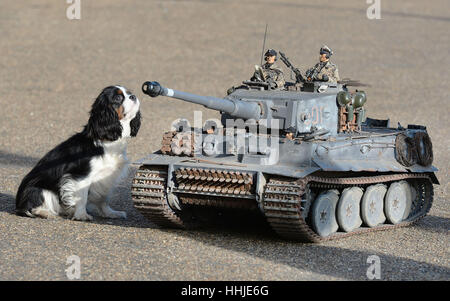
[85,85,141,141]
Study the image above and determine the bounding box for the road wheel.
[400,181,413,219]
[311,190,339,237]
[361,184,387,227]
[336,187,364,232]
[384,181,412,224]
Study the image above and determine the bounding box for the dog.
[16,85,141,221]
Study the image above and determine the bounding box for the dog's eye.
[130,95,136,101]
[113,94,124,102]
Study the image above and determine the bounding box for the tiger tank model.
[130,79,438,242]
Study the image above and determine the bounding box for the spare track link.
[161,131,195,156]
[131,166,195,229]
[263,173,433,242]
[175,167,254,195]
[174,167,256,209]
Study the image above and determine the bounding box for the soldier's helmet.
[265,49,278,60]
[320,45,333,58]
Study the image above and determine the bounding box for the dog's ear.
[130,111,141,137]
[86,87,123,141]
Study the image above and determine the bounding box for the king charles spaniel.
[16,85,141,221]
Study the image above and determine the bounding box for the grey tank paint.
[138,81,437,179]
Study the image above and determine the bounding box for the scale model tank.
[130,78,438,242]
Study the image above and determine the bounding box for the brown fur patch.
[116,105,125,120]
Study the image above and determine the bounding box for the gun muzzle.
[142,81,164,97]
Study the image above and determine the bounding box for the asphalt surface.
[0,0,449,281]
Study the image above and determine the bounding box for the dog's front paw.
[72,212,94,221]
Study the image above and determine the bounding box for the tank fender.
[427,172,440,185]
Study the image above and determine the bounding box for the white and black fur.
[16,85,141,221]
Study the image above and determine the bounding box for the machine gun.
[305,67,316,81]
[279,51,305,83]
[305,62,328,82]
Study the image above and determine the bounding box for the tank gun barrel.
[142,81,261,120]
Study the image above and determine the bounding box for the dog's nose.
[130,95,137,102]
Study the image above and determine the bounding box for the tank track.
[263,173,433,242]
[132,165,256,222]
[179,194,257,210]
[131,166,197,229]
[132,165,433,241]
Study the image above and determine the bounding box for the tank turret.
[142,80,363,137]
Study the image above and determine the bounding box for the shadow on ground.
[414,215,450,234]
[0,193,15,213]
[0,150,39,168]
[2,190,449,280]
[159,210,450,280]
[0,190,157,229]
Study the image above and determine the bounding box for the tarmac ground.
[0,0,448,280]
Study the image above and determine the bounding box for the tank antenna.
[260,23,268,66]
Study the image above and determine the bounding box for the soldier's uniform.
[259,62,286,89]
[306,45,340,83]
[227,49,286,94]
[306,61,340,83]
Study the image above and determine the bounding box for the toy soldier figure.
[305,45,340,83]
[251,49,285,89]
